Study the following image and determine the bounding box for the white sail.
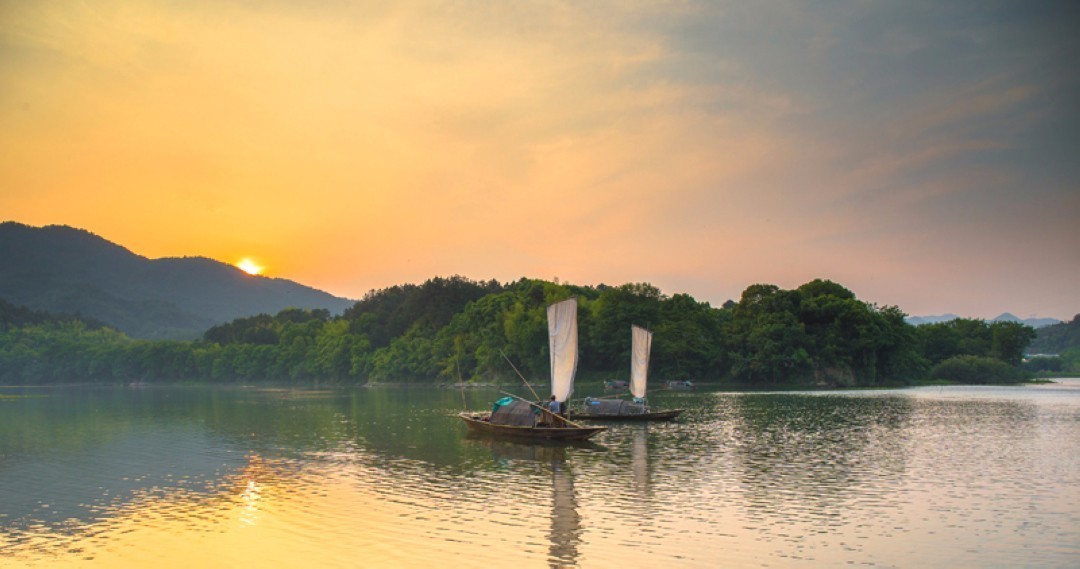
[629,325,652,399]
[547,298,578,403]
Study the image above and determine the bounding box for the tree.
[916,318,993,365]
[653,294,724,380]
[930,355,1025,384]
[989,321,1037,366]
[587,283,664,371]
[725,284,811,386]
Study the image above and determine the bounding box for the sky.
[2,1,1078,320]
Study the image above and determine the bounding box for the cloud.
[1,0,1076,317]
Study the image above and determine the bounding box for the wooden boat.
[570,325,685,422]
[459,410,606,441]
[459,298,606,441]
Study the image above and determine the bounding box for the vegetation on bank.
[929,355,1025,384]
[1019,316,1080,376]
[1027,314,1080,354]
[0,276,1056,387]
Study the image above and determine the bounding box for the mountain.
[0,222,355,339]
[990,312,1063,329]
[905,314,961,326]
[906,312,1062,329]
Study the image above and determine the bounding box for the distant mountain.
[905,314,961,326]
[990,312,1063,329]
[906,312,1062,329]
[0,222,355,339]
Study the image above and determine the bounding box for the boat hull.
[566,409,685,422]
[458,413,606,441]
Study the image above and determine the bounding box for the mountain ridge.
[906,312,1062,328]
[0,222,355,339]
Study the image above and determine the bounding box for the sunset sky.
[2,1,1077,319]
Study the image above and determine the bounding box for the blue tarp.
[490,399,538,427]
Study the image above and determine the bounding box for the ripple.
[3,385,1079,567]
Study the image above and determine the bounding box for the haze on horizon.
[2,1,1077,320]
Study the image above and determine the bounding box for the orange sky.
[2,1,1078,319]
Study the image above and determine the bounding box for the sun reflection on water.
[235,456,266,527]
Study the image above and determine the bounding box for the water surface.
[2,381,1078,567]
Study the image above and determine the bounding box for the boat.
[567,325,685,422]
[459,406,605,441]
[567,404,684,421]
[459,298,606,441]
[603,380,629,391]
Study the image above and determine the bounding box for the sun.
[236,258,264,276]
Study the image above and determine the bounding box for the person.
[546,395,565,427]
[547,395,561,415]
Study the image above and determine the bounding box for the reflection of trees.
[0,385,590,548]
[729,394,915,524]
[0,385,597,483]
[0,386,465,529]
[0,387,260,528]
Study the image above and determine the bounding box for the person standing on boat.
[547,395,565,426]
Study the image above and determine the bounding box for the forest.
[0,276,1054,387]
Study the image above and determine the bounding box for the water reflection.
[1,383,1078,568]
[548,457,580,567]
[730,394,914,503]
[466,436,584,568]
[630,425,649,497]
[235,455,270,527]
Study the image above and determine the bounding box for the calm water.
[1,381,1078,568]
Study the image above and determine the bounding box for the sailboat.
[458,298,606,441]
[568,325,685,421]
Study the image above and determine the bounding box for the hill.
[0,222,354,339]
[991,313,1062,329]
[0,297,110,330]
[1028,315,1080,355]
[906,314,961,326]
[907,312,1062,329]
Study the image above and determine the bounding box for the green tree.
[930,355,1025,384]
[587,283,664,372]
[725,284,811,386]
[916,318,993,365]
[653,294,724,380]
[1060,347,1080,372]
[989,321,1037,366]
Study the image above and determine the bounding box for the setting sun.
[236,258,264,276]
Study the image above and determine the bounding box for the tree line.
[0,276,1048,386]
[1021,314,1080,374]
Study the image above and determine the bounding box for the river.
[2,380,1078,567]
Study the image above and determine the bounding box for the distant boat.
[603,380,629,391]
[665,380,695,390]
[459,298,606,441]
[568,325,685,422]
